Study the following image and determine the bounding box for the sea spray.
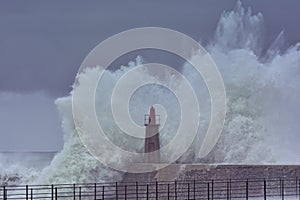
[39,1,300,184]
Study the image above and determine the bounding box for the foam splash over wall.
[212,1,264,56]
[198,1,300,163]
[31,1,300,184]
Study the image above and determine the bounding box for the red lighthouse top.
[144,106,160,126]
[149,106,156,125]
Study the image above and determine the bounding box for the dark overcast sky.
[1,0,300,96]
[0,0,300,152]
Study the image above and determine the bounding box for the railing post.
[167,184,170,200]
[207,182,210,200]
[94,183,96,200]
[296,178,298,197]
[282,179,284,200]
[116,182,118,200]
[193,180,196,199]
[79,187,81,200]
[229,179,232,199]
[125,185,127,200]
[73,184,76,200]
[26,185,29,200]
[55,187,58,200]
[227,180,229,200]
[3,186,6,200]
[298,178,300,200]
[188,182,190,199]
[212,180,214,200]
[280,179,282,197]
[246,179,249,200]
[30,188,33,200]
[136,182,138,200]
[146,184,149,200]
[156,181,158,200]
[51,184,54,200]
[102,185,105,200]
[264,179,267,200]
[175,180,177,200]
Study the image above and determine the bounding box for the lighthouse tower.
[144,106,160,163]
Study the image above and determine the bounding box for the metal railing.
[144,114,160,126]
[1,177,300,199]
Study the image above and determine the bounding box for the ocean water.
[0,152,55,185]
[1,1,300,185]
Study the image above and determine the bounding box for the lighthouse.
[144,106,160,163]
